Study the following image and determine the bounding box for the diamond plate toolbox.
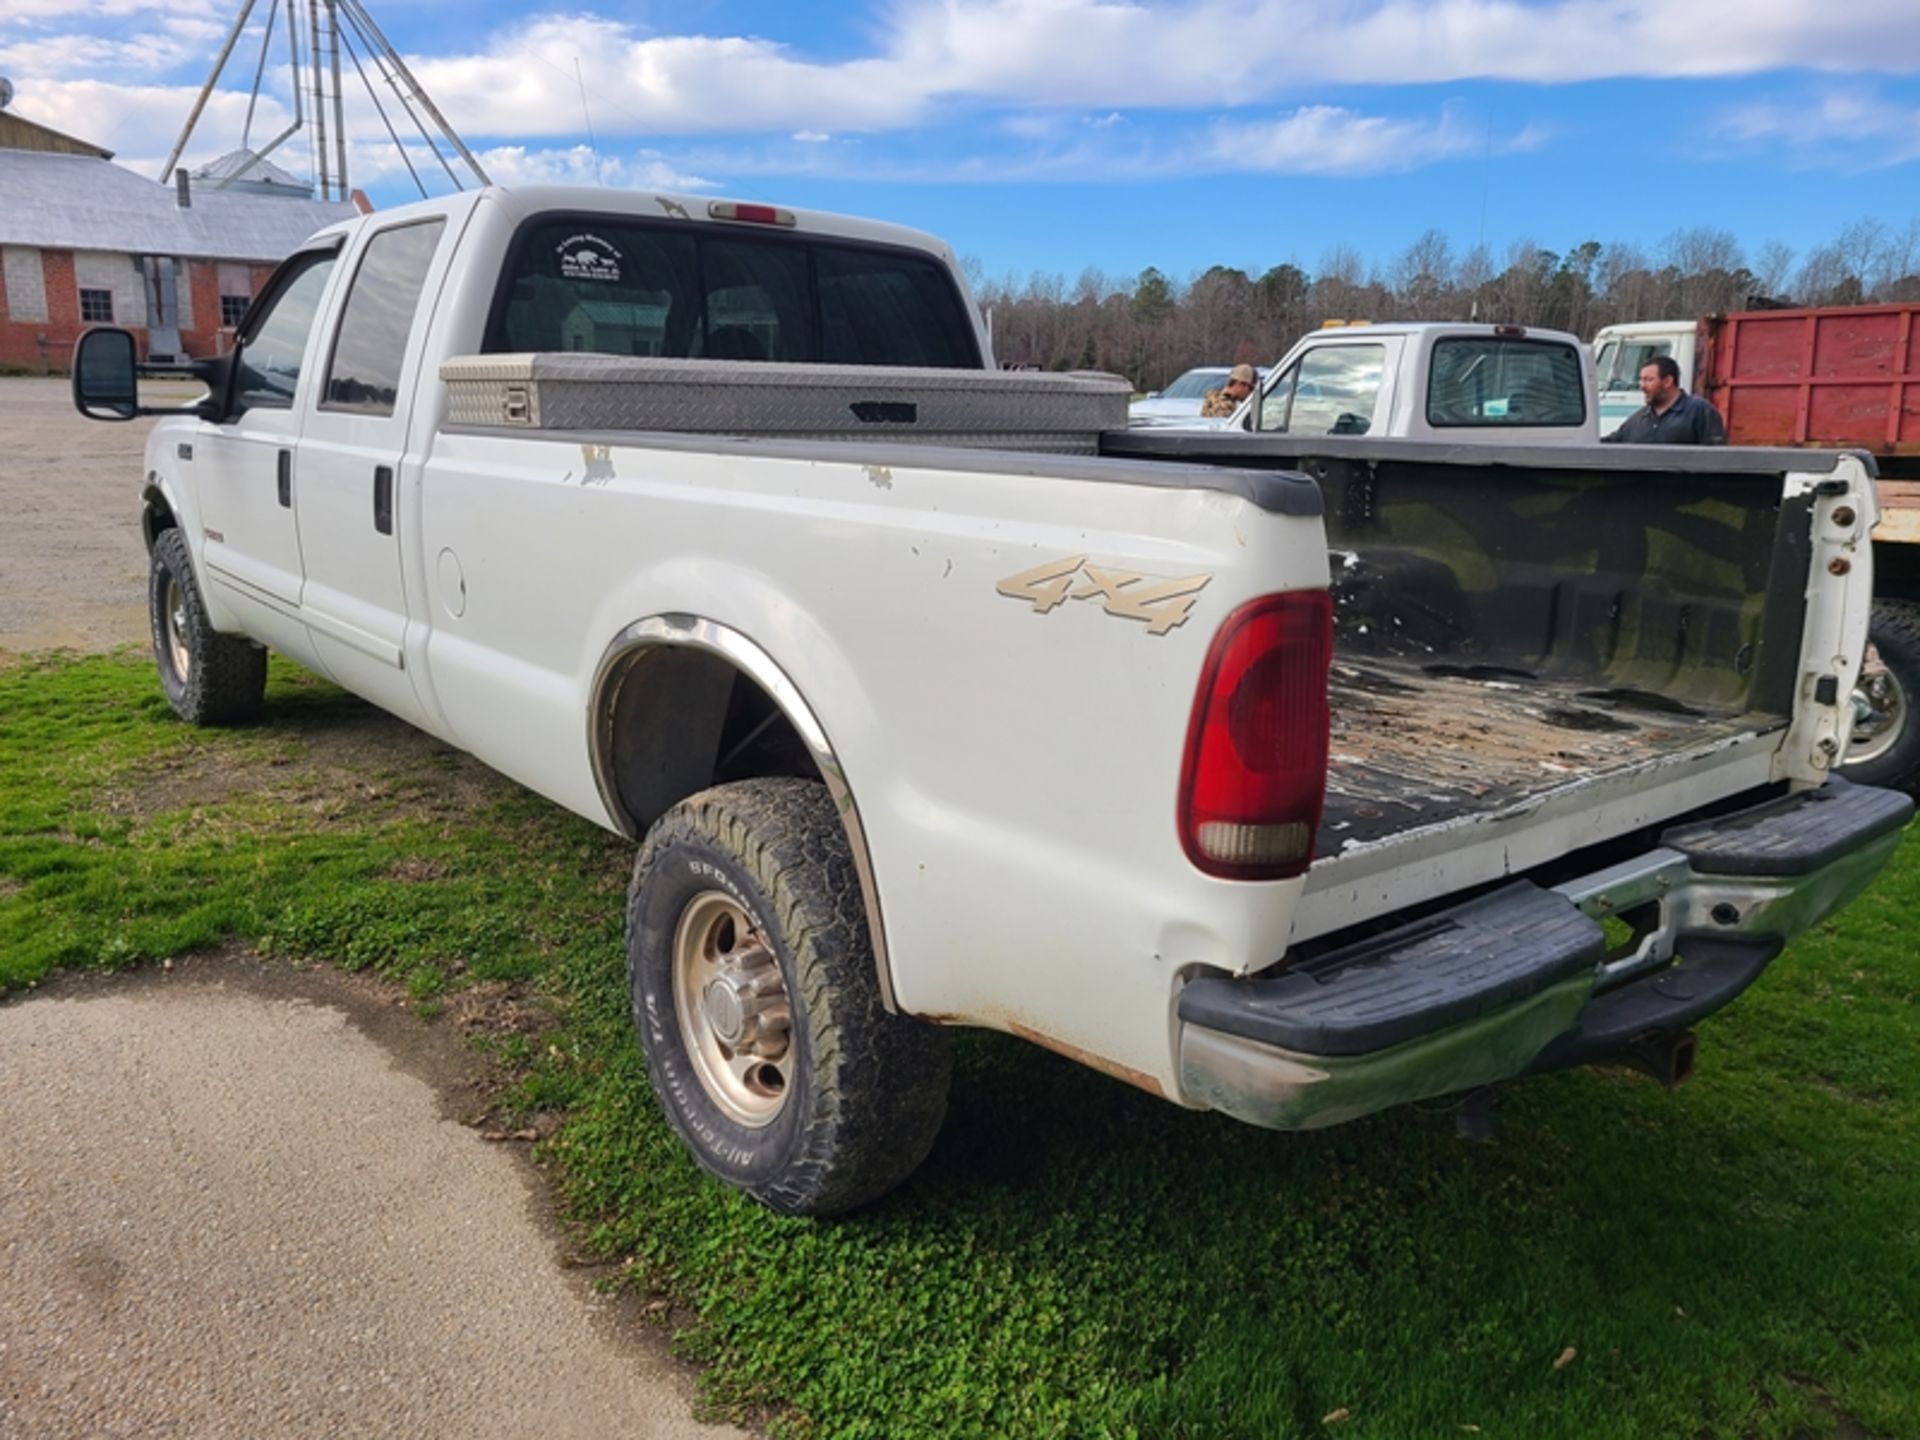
[441,353,1131,454]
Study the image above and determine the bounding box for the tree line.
[970,219,1920,392]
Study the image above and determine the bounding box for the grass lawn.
[3,652,1916,1439]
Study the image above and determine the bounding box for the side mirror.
[72,327,139,421]
[71,328,231,423]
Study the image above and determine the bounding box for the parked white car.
[72,184,1909,1215]
[1128,365,1265,426]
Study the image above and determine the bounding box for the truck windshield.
[1427,337,1586,428]
[487,215,982,369]
[1595,338,1672,392]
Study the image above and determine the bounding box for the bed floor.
[1320,658,1781,854]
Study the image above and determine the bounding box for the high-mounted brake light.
[1493,324,1527,338]
[1178,590,1334,881]
[708,201,797,228]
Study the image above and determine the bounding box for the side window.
[233,251,338,411]
[321,219,446,415]
[1287,344,1386,435]
[700,238,811,362]
[1258,365,1298,431]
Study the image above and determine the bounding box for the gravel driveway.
[0,377,160,654]
[0,378,746,1439]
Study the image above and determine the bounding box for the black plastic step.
[1179,883,1604,1057]
[1524,933,1783,1076]
[1660,777,1912,878]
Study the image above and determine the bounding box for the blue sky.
[5,0,1919,285]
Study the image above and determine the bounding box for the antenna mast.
[160,0,488,201]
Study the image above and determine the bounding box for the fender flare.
[140,473,182,553]
[587,613,900,1012]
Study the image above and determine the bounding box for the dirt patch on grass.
[389,856,450,884]
[97,703,503,827]
[445,977,554,1042]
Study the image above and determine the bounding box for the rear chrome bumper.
[1177,779,1912,1131]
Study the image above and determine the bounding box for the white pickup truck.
[1144,321,1601,442]
[74,185,1910,1215]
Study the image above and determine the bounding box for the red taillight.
[1178,590,1333,880]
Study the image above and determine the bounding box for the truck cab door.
[292,217,453,728]
[1252,338,1399,436]
[194,246,340,654]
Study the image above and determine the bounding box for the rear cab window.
[1427,336,1586,428]
[487,215,982,369]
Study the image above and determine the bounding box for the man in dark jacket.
[1602,355,1727,444]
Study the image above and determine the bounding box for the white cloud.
[7,0,1919,198]
[1206,100,1539,174]
[0,29,202,78]
[879,0,1920,104]
[342,1,1920,143]
[0,0,217,24]
[470,143,716,191]
[1719,88,1920,168]
[679,102,1527,183]
[7,78,292,168]
[406,17,929,139]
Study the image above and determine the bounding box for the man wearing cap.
[1200,363,1256,419]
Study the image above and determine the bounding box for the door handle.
[276,449,291,508]
[373,465,393,535]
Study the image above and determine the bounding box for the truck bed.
[1322,657,1776,852]
[1103,431,1842,905]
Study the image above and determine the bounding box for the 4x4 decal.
[996,556,1211,636]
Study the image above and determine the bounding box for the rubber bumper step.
[1661,777,1913,878]
[1179,882,1604,1057]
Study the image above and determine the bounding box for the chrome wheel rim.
[671,891,792,1128]
[164,575,192,680]
[1849,642,1908,768]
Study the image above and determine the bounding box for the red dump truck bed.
[1699,304,1920,533]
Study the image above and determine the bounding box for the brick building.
[0,99,360,372]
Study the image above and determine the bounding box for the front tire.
[1841,599,1920,798]
[148,527,267,725]
[626,778,951,1216]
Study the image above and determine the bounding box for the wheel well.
[142,480,178,554]
[598,645,819,837]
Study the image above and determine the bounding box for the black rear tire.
[149,527,267,726]
[1840,598,1920,799]
[626,778,951,1216]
